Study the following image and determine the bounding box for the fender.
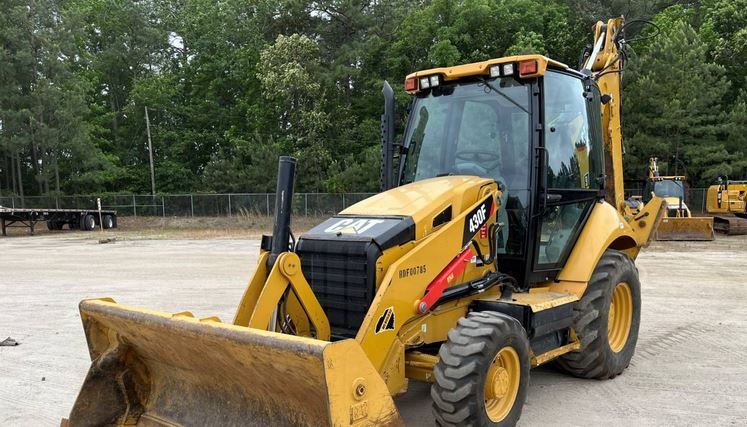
[557,198,664,288]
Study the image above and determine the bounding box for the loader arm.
[233,250,331,340]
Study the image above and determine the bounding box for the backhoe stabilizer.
[624,196,666,249]
[63,298,401,427]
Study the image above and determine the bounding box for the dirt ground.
[1,230,746,426]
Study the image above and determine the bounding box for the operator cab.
[644,178,686,202]
[397,56,605,284]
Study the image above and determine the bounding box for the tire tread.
[431,311,529,426]
[557,249,640,379]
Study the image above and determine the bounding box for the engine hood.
[300,176,497,249]
[347,175,493,221]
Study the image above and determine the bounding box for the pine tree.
[623,21,734,185]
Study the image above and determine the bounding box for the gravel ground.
[1,232,746,426]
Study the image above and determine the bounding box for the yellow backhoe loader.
[63,18,665,426]
[643,157,714,241]
[707,176,747,235]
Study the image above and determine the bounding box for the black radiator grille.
[296,239,381,339]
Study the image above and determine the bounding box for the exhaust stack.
[268,156,297,269]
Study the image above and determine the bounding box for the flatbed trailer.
[0,207,117,236]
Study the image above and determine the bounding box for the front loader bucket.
[655,217,714,241]
[64,298,401,427]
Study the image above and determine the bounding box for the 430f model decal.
[462,196,494,247]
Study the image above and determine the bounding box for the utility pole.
[144,106,156,196]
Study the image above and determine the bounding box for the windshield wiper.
[479,78,529,114]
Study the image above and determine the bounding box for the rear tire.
[103,215,114,229]
[557,249,641,379]
[431,311,530,426]
[81,214,96,231]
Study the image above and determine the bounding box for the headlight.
[502,63,514,76]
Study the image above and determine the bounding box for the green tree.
[700,0,747,99]
[392,0,580,73]
[3,0,744,197]
[0,0,100,198]
[258,34,333,191]
[623,21,737,185]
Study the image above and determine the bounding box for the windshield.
[400,78,530,190]
[654,180,685,199]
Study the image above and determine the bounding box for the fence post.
[162,196,165,217]
[305,193,308,216]
[190,194,194,217]
[133,194,137,217]
[55,197,59,209]
[228,194,232,217]
[342,193,346,210]
[266,193,270,216]
[701,189,706,215]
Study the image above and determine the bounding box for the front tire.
[431,311,530,426]
[557,249,641,379]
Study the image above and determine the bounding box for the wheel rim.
[608,282,633,353]
[484,346,521,422]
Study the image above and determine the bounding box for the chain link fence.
[0,193,377,217]
[0,188,712,217]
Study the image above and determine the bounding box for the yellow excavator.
[63,18,664,426]
[643,157,714,241]
[706,176,747,235]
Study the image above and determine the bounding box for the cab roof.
[404,54,571,94]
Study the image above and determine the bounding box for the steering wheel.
[455,150,501,171]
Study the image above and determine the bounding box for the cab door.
[530,71,605,282]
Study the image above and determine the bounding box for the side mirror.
[380,81,395,192]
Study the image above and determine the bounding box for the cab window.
[543,72,604,190]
